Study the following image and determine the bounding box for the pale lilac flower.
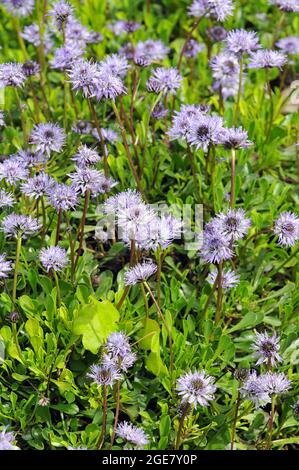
[69,167,114,196]
[100,128,119,145]
[21,23,53,52]
[65,17,101,47]
[49,0,74,29]
[252,331,282,367]
[0,189,15,208]
[274,211,299,247]
[0,427,17,450]
[143,214,182,250]
[47,183,78,212]
[87,364,121,386]
[22,60,40,77]
[30,123,66,156]
[103,331,137,372]
[104,190,143,215]
[259,372,291,397]
[146,67,182,95]
[99,54,130,78]
[117,202,156,243]
[208,25,227,42]
[116,422,149,449]
[276,36,299,55]
[200,228,233,264]
[0,62,26,89]
[72,120,93,135]
[248,50,288,69]
[21,173,55,199]
[168,104,207,141]
[177,370,216,407]
[225,29,260,56]
[0,110,5,127]
[2,214,41,238]
[215,209,251,241]
[270,0,299,12]
[50,45,84,70]
[187,114,224,152]
[0,254,12,278]
[94,71,127,101]
[17,149,49,167]
[240,371,270,406]
[0,157,29,184]
[188,0,234,22]
[184,39,205,58]
[124,261,157,286]
[210,52,240,81]
[151,102,168,119]
[134,39,169,63]
[207,269,239,289]
[72,145,101,167]
[68,59,101,98]
[218,127,253,149]
[39,246,68,272]
[2,0,34,17]
[108,20,127,36]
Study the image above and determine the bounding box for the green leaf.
[138,318,160,351]
[72,296,119,353]
[227,311,264,333]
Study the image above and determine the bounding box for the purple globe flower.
[68,59,102,98]
[248,50,288,69]
[22,60,40,77]
[134,39,169,63]
[146,67,182,96]
[0,157,29,185]
[200,228,233,264]
[225,29,260,56]
[251,331,282,367]
[2,213,41,239]
[21,24,53,52]
[0,427,17,450]
[72,145,101,167]
[17,149,49,167]
[87,364,122,386]
[0,62,26,88]
[103,331,137,372]
[218,127,253,149]
[124,261,157,286]
[188,0,234,22]
[184,39,205,58]
[240,371,270,407]
[0,254,12,279]
[116,422,149,449]
[39,246,68,272]
[48,0,74,29]
[21,173,55,199]
[177,370,217,407]
[214,209,251,241]
[207,269,239,289]
[270,0,299,12]
[94,70,127,101]
[0,189,15,208]
[99,54,130,78]
[168,104,207,141]
[69,167,114,196]
[208,25,227,42]
[259,372,291,397]
[273,211,299,247]
[2,0,34,17]
[187,114,224,152]
[50,45,84,70]
[276,36,299,55]
[29,123,66,156]
[47,183,78,212]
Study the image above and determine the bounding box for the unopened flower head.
[2,214,41,239]
[2,0,34,17]
[21,173,55,199]
[30,123,66,156]
[0,254,12,279]
[72,145,101,167]
[274,211,299,247]
[47,183,78,212]
[116,422,149,449]
[0,157,29,185]
[151,102,168,120]
[0,189,15,208]
[177,370,217,407]
[208,269,239,289]
[87,364,122,387]
[0,62,26,88]
[252,331,282,367]
[39,246,68,272]
[146,67,182,96]
[124,261,157,286]
[248,50,287,69]
[208,25,227,42]
[225,29,260,56]
[72,120,93,135]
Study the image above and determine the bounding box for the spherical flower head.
[50,45,84,71]
[99,54,130,78]
[219,126,253,149]
[22,60,40,77]
[187,114,224,152]
[17,149,49,168]
[176,370,216,407]
[0,62,26,89]
[117,202,156,243]
[215,209,251,241]
[102,351,137,373]
[274,211,299,247]
[29,123,66,156]
[68,59,101,98]
[259,372,291,397]
[210,53,239,80]
[21,173,55,199]
[124,261,157,286]
[108,20,128,36]
[0,189,15,208]
[69,167,112,196]
[116,422,149,449]
[151,102,168,120]
[0,157,29,185]
[143,214,182,250]
[146,67,182,96]
[134,39,169,63]
[47,183,78,212]
[94,69,127,101]
[188,0,234,22]
[240,371,270,407]
[0,254,12,279]
[100,127,119,145]
[87,364,122,387]
[2,0,34,17]
[200,228,233,264]
[208,269,239,289]
[21,24,53,52]
[0,427,17,450]
[72,145,101,167]
[271,0,299,12]
[106,331,131,357]
[49,0,74,29]
[65,17,101,47]
[39,246,68,272]
[225,29,260,57]
[248,50,287,69]
[184,39,205,58]
[251,331,282,367]
[276,36,299,55]
[208,25,227,42]
[168,104,208,141]
[2,213,41,239]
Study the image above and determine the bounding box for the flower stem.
[12,235,22,305]
[233,57,244,125]
[177,17,202,72]
[53,270,61,308]
[116,285,131,310]
[87,97,109,176]
[74,190,90,269]
[14,88,27,144]
[55,209,63,246]
[230,148,236,209]
[97,385,108,450]
[215,261,223,324]
[110,380,121,449]
[230,390,241,450]
[266,396,276,450]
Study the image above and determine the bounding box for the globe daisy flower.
[0,254,12,279]
[273,211,299,247]
[2,214,41,239]
[48,0,74,30]
[124,261,157,286]
[207,269,240,289]
[218,127,253,149]
[276,36,299,55]
[21,173,55,199]
[146,67,182,95]
[187,114,224,152]
[251,331,282,367]
[116,422,149,449]
[72,145,101,167]
[248,50,287,69]
[0,62,26,88]
[176,370,217,407]
[0,189,15,208]
[39,246,68,272]
[68,59,101,98]
[0,157,29,185]
[0,427,17,450]
[225,29,260,56]
[2,0,34,17]
[29,123,66,156]
[87,364,122,387]
[47,183,78,212]
[214,209,251,241]
[99,54,130,78]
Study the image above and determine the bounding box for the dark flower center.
[191,378,204,391]
[196,125,209,140]
[44,130,54,139]
[226,216,238,230]
[282,222,295,233]
[261,341,275,355]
